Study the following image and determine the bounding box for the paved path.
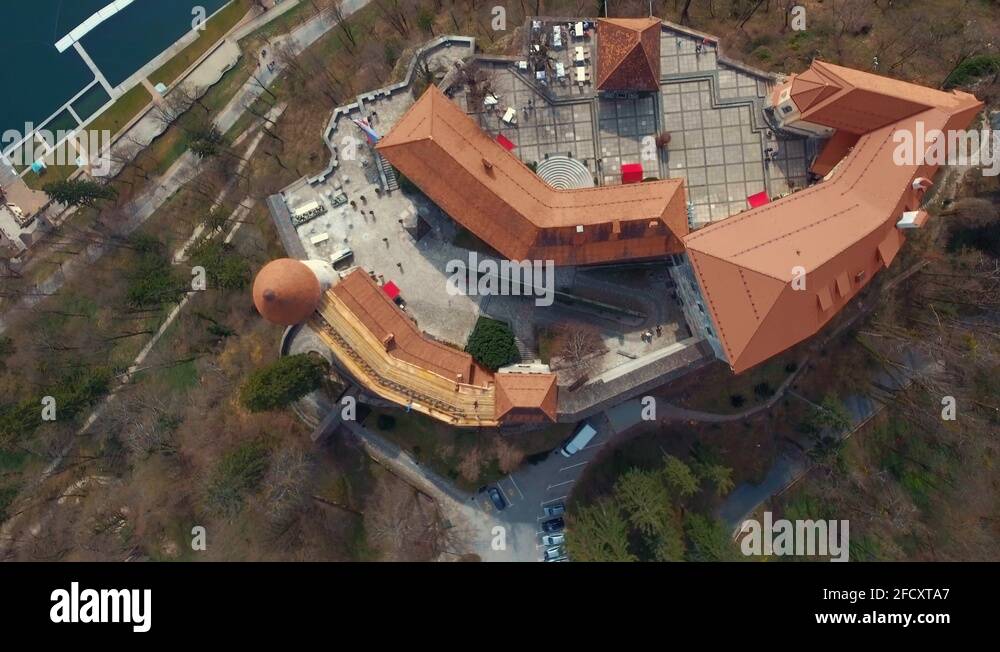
[715,348,938,532]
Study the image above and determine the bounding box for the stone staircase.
[514,335,537,363]
[377,153,399,191]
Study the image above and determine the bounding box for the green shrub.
[205,439,271,515]
[239,354,328,412]
[190,239,251,290]
[944,54,1000,89]
[465,318,518,371]
[125,236,186,308]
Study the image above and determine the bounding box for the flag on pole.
[352,118,380,144]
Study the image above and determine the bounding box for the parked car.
[560,422,598,457]
[542,517,565,533]
[541,533,565,546]
[543,502,565,517]
[544,545,564,560]
[487,487,507,511]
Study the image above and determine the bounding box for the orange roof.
[788,60,976,134]
[494,373,558,423]
[328,269,560,424]
[685,63,982,373]
[810,129,858,176]
[331,269,491,385]
[252,258,322,325]
[596,17,662,92]
[376,85,687,265]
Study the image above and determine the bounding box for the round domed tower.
[252,258,331,325]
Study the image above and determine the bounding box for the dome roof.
[252,258,322,325]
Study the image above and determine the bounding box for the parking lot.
[473,413,616,562]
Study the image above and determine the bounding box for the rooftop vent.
[896,210,929,229]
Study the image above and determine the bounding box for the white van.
[559,422,597,457]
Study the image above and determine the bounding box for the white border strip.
[55,0,135,52]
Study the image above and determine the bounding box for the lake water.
[0,0,229,139]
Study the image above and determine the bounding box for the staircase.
[514,336,537,363]
[377,153,399,191]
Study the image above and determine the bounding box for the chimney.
[482,158,493,171]
[381,333,395,350]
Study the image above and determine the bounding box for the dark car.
[542,517,565,533]
[487,487,507,511]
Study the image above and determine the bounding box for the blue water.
[0,0,229,138]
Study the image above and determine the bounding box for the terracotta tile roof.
[331,269,490,385]
[252,258,323,325]
[376,85,687,265]
[810,129,858,176]
[494,372,558,423]
[595,18,661,92]
[686,63,982,373]
[789,60,976,134]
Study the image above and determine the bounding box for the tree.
[808,393,853,433]
[189,124,227,160]
[698,463,735,497]
[662,454,699,497]
[555,323,605,369]
[564,499,636,562]
[465,319,519,371]
[373,0,410,37]
[239,354,328,412]
[205,439,271,515]
[614,468,686,561]
[189,239,251,290]
[43,178,117,208]
[417,7,435,35]
[684,513,740,561]
[124,236,187,308]
[613,468,671,536]
[0,336,14,371]
[262,446,314,526]
[328,0,357,52]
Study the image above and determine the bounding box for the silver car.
[544,545,564,560]
[542,533,565,546]
[543,502,565,517]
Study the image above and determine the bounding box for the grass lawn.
[22,163,77,190]
[87,85,153,139]
[536,326,557,364]
[149,1,252,88]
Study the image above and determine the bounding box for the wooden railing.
[312,292,497,426]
